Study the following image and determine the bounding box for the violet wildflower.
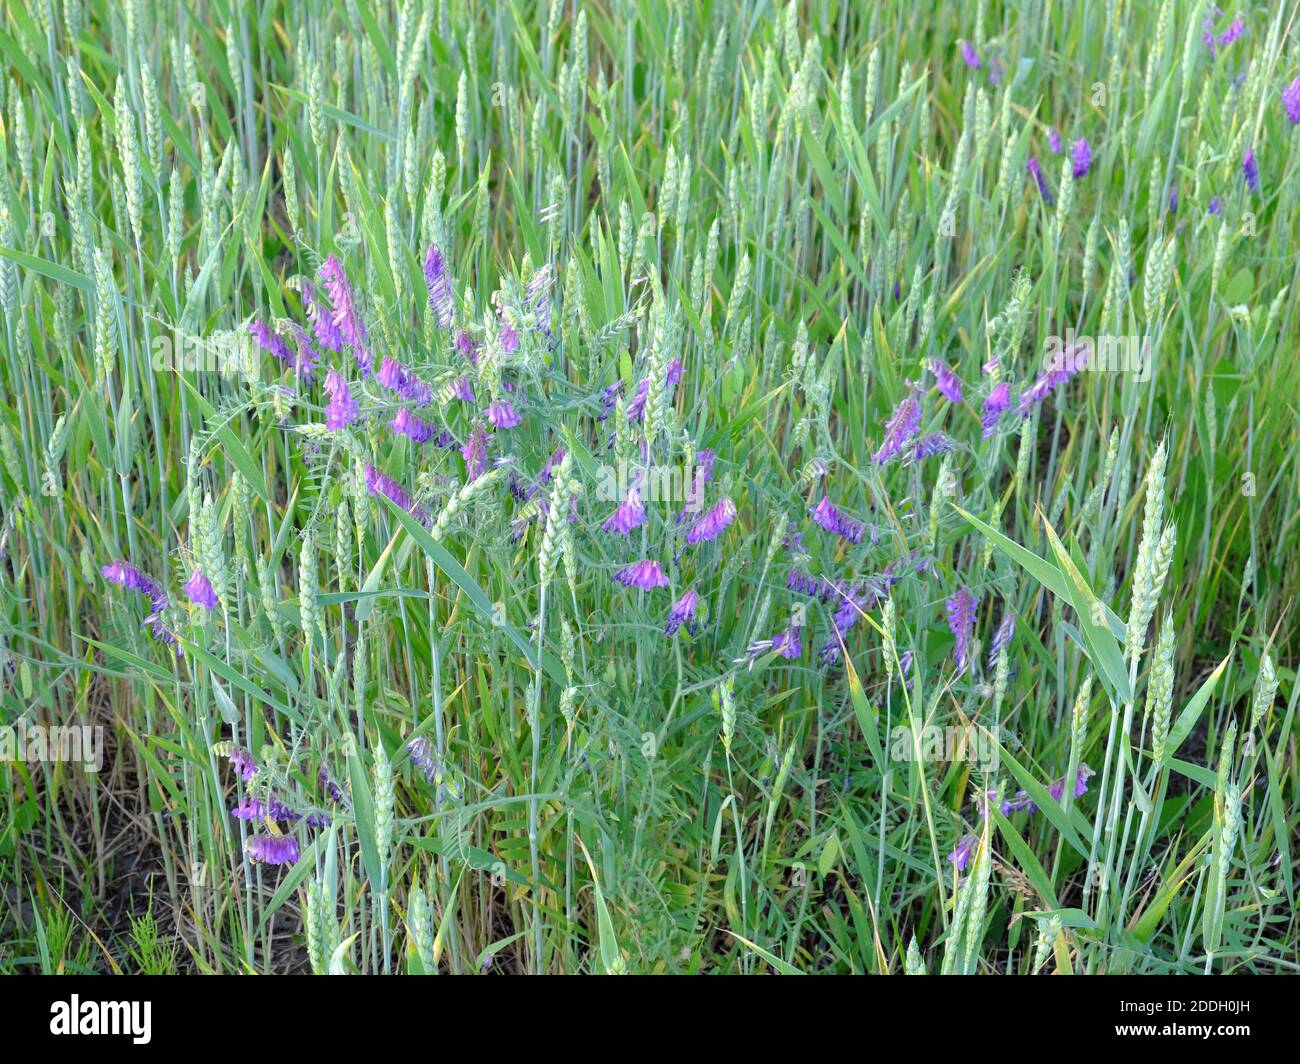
[302,281,344,354]
[364,463,421,517]
[450,376,476,403]
[1283,77,1300,124]
[912,433,951,461]
[685,497,737,546]
[244,834,300,866]
[598,381,623,421]
[232,796,299,822]
[1217,16,1244,49]
[948,834,977,872]
[1243,146,1259,193]
[872,388,923,465]
[820,584,871,664]
[1207,196,1222,216]
[999,791,1036,816]
[788,569,833,601]
[319,765,345,803]
[376,357,433,406]
[461,423,493,481]
[945,587,979,675]
[665,589,700,635]
[101,560,167,611]
[499,321,520,354]
[455,329,478,363]
[486,399,522,429]
[1168,186,1178,214]
[183,568,219,610]
[1016,346,1088,415]
[602,488,646,535]
[318,254,370,374]
[987,609,1015,669]
[931,359,963,403]
[423,245,455,328]
[1047,127,1062,154]
[389,408,438,444]
[1048,763,1095,803]
[770,625,803,659]
[323,369,360,430]
[614,560,669,590]
[249,319,291,366]
[226,746,257,781]
[407,736,438,783]
[810,496,864,544]
[1071,137,1092,179]
[959,40,981,70]
[1027,154,1053,204]
[626,378,651,422]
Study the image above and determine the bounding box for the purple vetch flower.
[1048,763,1096,803]
[999,791,1037,816]
[945,587,980,676]
[665,589,700,635]
[389,408,439,444]
[614,560,670,590]
[1047,127,1062,154]
[788,569,834,601]
[407,736,439,783]
[987,609,1016,668]
[931,359,963,403]
[486,399,522,429]
[1168,186,1178,214]
[183,568,219,610]
[1027,154,1054,205]
[101,560,168,611]
[455,329,478,363]
[1071,137,1092,179]
[810,496,865,544]
[249,319,291,365]
[302,281,344,354]
[959,40,981,70]
[282,324,322,382]
[820,583,872,664]
[450,376,476,403]
[461,423,493,481]
[376,357,433,406]
[912,433,951,461]
[741,623,804,661]
[1243,146,1259,193]
[319,766,345,803]
[244,833,300,866]
[948,834,977,872]
[602,488,646,535]
[1283,77,1300,124]
[364,463,424,521]
[770,625,803,659]
[423,245,455,328]
[1217,16,1244,49]
[685,497,737,546]
[221,745,258,781]
[598,380,623,421]
[318,255,370,375]
[499,321,520,354]
[231,796,299,822]
[323,369,360,430]
[1016,345,1088,416]
[1207,195,1223,216]
[872,387,923,465]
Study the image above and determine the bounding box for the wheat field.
[0,0,1297,975]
